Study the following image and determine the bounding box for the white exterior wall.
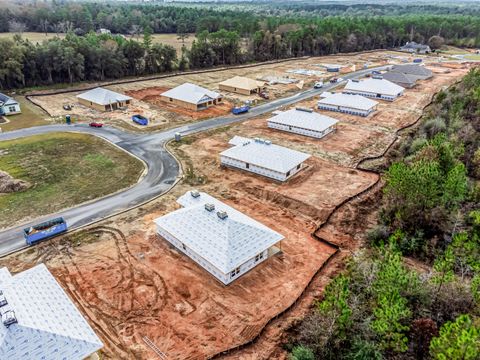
[220,155,304,181]
[318,103,373,117]
[343,90,403,101]
[267,121,335,139]
[1,103,21,115]
[157,225,270,285]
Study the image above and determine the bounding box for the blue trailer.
[413,58,423,63]
[132,114,148,126]
[232,106,250,115]
[24,217,67,245]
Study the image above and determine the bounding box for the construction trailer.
[218,76,266,95]
[220,136,311,181]
[160,83,223,111]
[154,191,284,285]
[267,108,338,139]
[0,93,21,116]
[318,93,378,117]
[76,87,132,111]
[343,78,405,101]
[0,264,103,359]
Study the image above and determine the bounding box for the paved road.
[0,65,388,255]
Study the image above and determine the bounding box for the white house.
[154,191,284,285]
[318,93,378,117]
[267,108,338,139]
[0,93,21,116]
[220,136,311,181]
[343,78,405,101]
[0,264,103,359]
[160,83,223,111]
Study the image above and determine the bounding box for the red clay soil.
[126,86,234,120]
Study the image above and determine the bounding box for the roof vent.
[2,310,17,327]
[351,79,359,83]
[205,203,215,212]
[265,140,272,145]
[190,190,200,198]
[0,291,7,307]
[217,210,228,220]
[295,107,313,113]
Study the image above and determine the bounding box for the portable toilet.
[66,115,71,125]
[175,132,182,142]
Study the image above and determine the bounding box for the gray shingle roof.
[154,191,284,273]
[161,83,221,104]
[0,93,17,107]
[391,64,433,79]
[267,109,338,132]
[382,71,418,86]
[221,136,311,173]
[76,87,132,105]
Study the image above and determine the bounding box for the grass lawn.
[0,132,144,229]
[1,96,51,132]
[0,32,65,44]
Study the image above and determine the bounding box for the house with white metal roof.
[267,108,338,139]
[218,76,266,95]
[160,83,223,111]
[220,136,311,181]
[76,87,132,111]
[154,191,284,285]
[318,93,378,117]
[343,78,405,101]
[0,93,20,116]
[0,264,103,359]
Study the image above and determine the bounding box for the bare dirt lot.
[0,58,471,359]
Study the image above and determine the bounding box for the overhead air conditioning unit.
[190,190,200,198]
[205,203,215,212]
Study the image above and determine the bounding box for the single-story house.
[76,87,132,111]
[343,78,405,101]
[391,64,433,80]
[400,42,431,54]
[218,76,266,95]
[267,108,338,139]
[154,190,284,285]
[0,264,103,359]
[0,93,21,116]
[382,71,418,88]
[160,83,223,111]
[318,93,378,117]
[220,136,311,181]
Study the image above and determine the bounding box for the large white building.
[343,78,405,101]
[154,191,284,285]
[220,136,311,181]
[267,108,338,139]
[0,264,103,359]
[318,93,378,117]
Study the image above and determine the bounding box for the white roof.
[221,136,311,173]
[268,109,338,132]
[76,87,132,105]
[219,76,265,90]
[154,191,284,273]
[344,78,405,96]
[318,93,378,111]
[0,264,103,360]
[161,83,221,104]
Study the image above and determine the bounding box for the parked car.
[132,114,148,126]
[314,81,324,89]
[259,91,269,100]
[89,122,104,128]
[329,78,338,83]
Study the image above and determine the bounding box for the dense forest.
[287,68,480,360]
[1,2,480,89]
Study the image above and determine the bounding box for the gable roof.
[0,264,103,360]
[219,76,265,90]
[154,191,284,273]
[161,83,221,104]
[344,78,405,96]
[382,71,418,86]
[268,109,338,132]
[76,87,132,106]
[0,93,18,107]
[221,136,311,173]
[401,42,431,50]
[318,93,378,111]
[391,64,433,79]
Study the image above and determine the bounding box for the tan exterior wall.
[78,98,131,112]
[160,95,223,111]
[219,84,259,96]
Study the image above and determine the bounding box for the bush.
[422,117,446,139]
[289,345,315,360]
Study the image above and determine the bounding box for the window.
[246,163,250,169]
[169,98,173,102]
[286,171,291,177]
[230,267,240,278]
[182,243,187,251]
[297,164,301,170]
[255,252,264,262]
[8,106,16,112]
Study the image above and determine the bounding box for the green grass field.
[0,132,144,229]
[1,96,51,132]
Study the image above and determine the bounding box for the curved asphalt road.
[0,65,388,255]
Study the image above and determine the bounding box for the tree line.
[288,68,480,360]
